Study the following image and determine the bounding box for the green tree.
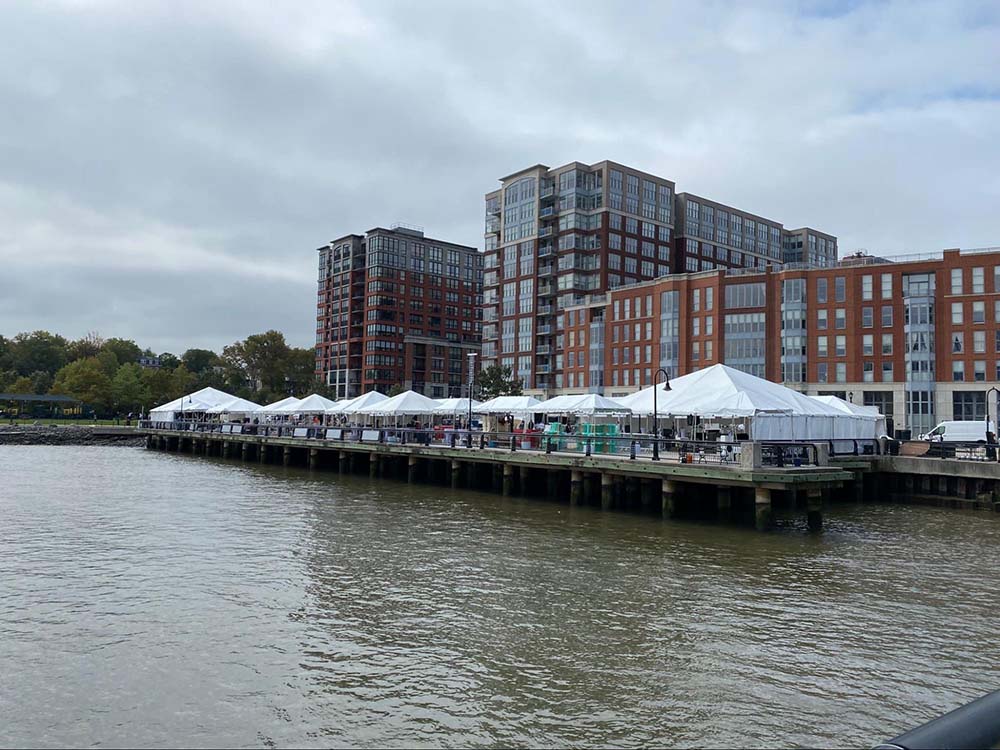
[141,367,173,410]
[475,364,523,399]
[51,357,113,413]
[111,363,150,414]
[222,330,292,396]
[68,332,105,361]
[102,338,142,367]
[96,349,120,377]
[182,348,220,374]
[169,364,196,400]
[29,370,53,394]
[387,383,406,397]
[8,331,70,376]
[9,376,34,394]
[159,352,181,370]
[0,369,16,392]
[284,347,318,394]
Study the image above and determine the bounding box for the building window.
[953,333,964,353]
[817,363,828,383]
[882,334,893,355]
[835,308,846,329]
[881,274,893,300]
[973,301,986,323]
[862,335,873,356]
[953,391,986,420]
[952,268,963,295]
[835,363,846,382]
[952,302,964,324]
[817,309,828,330]
[835,335,846,356]
[818,336,828,357]
[863,362,874,382]
[862,275,873,300]
[974,330,986,353]
[881,305,893,327]
[834,277,846,302]
[817,278,828,304]
[975,360,986,382]
[953,361,965,381]
[862,307,873,328]
[973,267,985,294]
[882,362,893,382]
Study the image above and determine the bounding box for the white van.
[918,420,992,442]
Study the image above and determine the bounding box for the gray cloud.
[1,0,998,352]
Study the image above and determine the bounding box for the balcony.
[537,303,553,315]
[540,185,556,200]
[535,345,551,355]
[535,364,552,374]
[537,324,552,335]
[538,226,554,238]
[540,206,557,219]
[538,265,554,277]
[538,244,554,257]
[485,219,499,234]
[537,284,555,296]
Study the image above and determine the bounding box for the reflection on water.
[2,446,999,748]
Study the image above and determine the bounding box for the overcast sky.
[1,0,998,354]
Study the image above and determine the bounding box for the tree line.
[0,330,317,417]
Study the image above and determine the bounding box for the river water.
[2,446,998,748]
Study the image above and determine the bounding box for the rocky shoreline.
[0,424,145,447]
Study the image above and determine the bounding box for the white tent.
[149,387,237,422]
[476,395,542,415]
[259,396,301,415]
[625,364,877,441]
[433,397,481,415]
[205,396,262,415]
[277,393,337,414]
[339,390,387,415]
[541,393,630,416]
[357,390,439,416]
[810,395,888,437]
[326,395,359,414]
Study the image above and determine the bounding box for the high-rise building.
[483,160,836,395]
[315,225,483,399]
[563,247,1000,436]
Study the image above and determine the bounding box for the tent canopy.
[277,393,336,413]
[626,364,846,418]
[476,395,542,414]
[434,397,481,415]
[357,389,439,416]
[339,390,387,415]
[809,395,880,417]
[541,393,630,416]
[150,387,237,420]
[259,396,301,414]
[205,396,262,415]
[326,395,358,414]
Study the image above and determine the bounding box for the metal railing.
[873,689,1000,750]
[140,421,821,467]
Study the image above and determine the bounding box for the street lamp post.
[467,351,477,447]
[986,387,999,461]
[651,368,671,461]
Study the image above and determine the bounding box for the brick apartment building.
[562,247,1000,436]
[315,225,483,399]
[481,160,836,394]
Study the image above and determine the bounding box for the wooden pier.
[139,428,856,532]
